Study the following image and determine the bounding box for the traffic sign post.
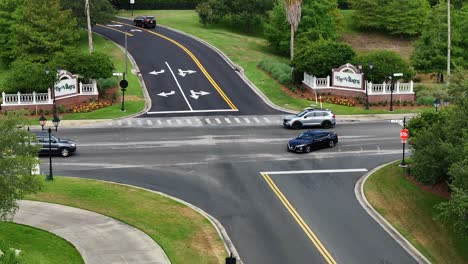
[399,117,409,167]
[119,73,129,112]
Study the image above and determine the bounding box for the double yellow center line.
[261,173,337,264]
[105,21,237,110]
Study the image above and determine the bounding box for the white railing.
[367,81,414,95]
[303,73,330,88]
[1,81,98,106]
[80,80,98,95]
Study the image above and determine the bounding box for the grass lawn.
[27,177,226,264]
[364,162,468,264]
[116,10,425,114]
[0,221,83,264]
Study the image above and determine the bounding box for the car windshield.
[296,110,309,117]
[146,16,155,20]
[297,133,314,140]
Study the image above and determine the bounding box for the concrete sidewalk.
[14,200,170,264]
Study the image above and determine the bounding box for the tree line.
[196,0,467,83]
[0,0,116,94]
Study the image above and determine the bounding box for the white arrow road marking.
[165,62,193,110]
[178,69,196,77]
[149,70,165,75]
[106,24,123,27]
[130,29,142,32]
[189,90,210,99]
[157,91,175,97]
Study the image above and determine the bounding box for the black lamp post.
[367,63,373,110]
[38,115,60,181]
[120,73,128,112]
[433,98,441,112]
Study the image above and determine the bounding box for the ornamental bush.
[292,40,355,83]
[257,59,292,85]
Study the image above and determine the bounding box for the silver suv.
[283,108,336,129]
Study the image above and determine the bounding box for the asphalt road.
[93,19,283,116]
[40,122,416,264]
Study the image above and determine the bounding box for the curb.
[354,161,431,264]
[65,176,243,264]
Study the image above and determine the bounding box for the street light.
[433,98,441,112]
[367,63,374,110]
[38,115,60,181]
[389,76,394,112]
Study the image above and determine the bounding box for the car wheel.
[322,121,332,129]
[292,122,302,129]
[328,140,335,148]
[60,148,70,157]
[305,145,311,153]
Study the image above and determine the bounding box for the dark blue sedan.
[287,130,338,153]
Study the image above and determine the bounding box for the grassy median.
[0,222,83,264]
[26,176,226,264]
[364,162,468,264]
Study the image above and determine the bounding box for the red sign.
[400,129,409,140]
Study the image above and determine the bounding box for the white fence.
[303,72,414,95]
[1,81,98,106]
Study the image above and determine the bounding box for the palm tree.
[284,0,303,63]
[86,0,93,53]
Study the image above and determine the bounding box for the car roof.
[303,108,331,112]
[304,130,333,135]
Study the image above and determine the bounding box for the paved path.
[14,200,171,264]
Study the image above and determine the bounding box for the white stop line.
[261,168,368,175]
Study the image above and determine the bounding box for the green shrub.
[258,59,292,85]
[57,105,65,114]
[97,77,118,95]
[416,96,435,105]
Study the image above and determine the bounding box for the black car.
[33,131,77,157]
[133,16,156,28]
[287,130,338,153]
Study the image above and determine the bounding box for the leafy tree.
[9,0,79,63]
[350,0,430,35]
[0,112,42,220]
[264,0,339,56]
[436,186,468,235]
[292,39,355,81]
[0,0,25,63]
[53,48,114,81]
[385,0,430,36]
[411,2,468,79]
[1,59,52,93]
[60,0,116,28]
[353,50,415,83]
[195,0,275,33]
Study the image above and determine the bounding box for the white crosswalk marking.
[167,120,172,125]
[108,122,113,126]
[117,120,122,126]
[127,120,132,126]
[147,120,153,126]
[186,119,192,125]
[243,118,251,123]
[137,119,142,126]
[176,119,182,125]
[263,117,271,123]
[253,117,260,123]
[205,118,211,124]
[157,120,162,125]
[215,118,222,124]
[196,119,202,123]
[234,118,241,123]
[224,118,231,124]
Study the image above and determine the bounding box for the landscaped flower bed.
[71,101,111,113]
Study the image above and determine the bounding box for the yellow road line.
[96,24,134,36]
[261,173,337,264]
[111,20,237,110]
